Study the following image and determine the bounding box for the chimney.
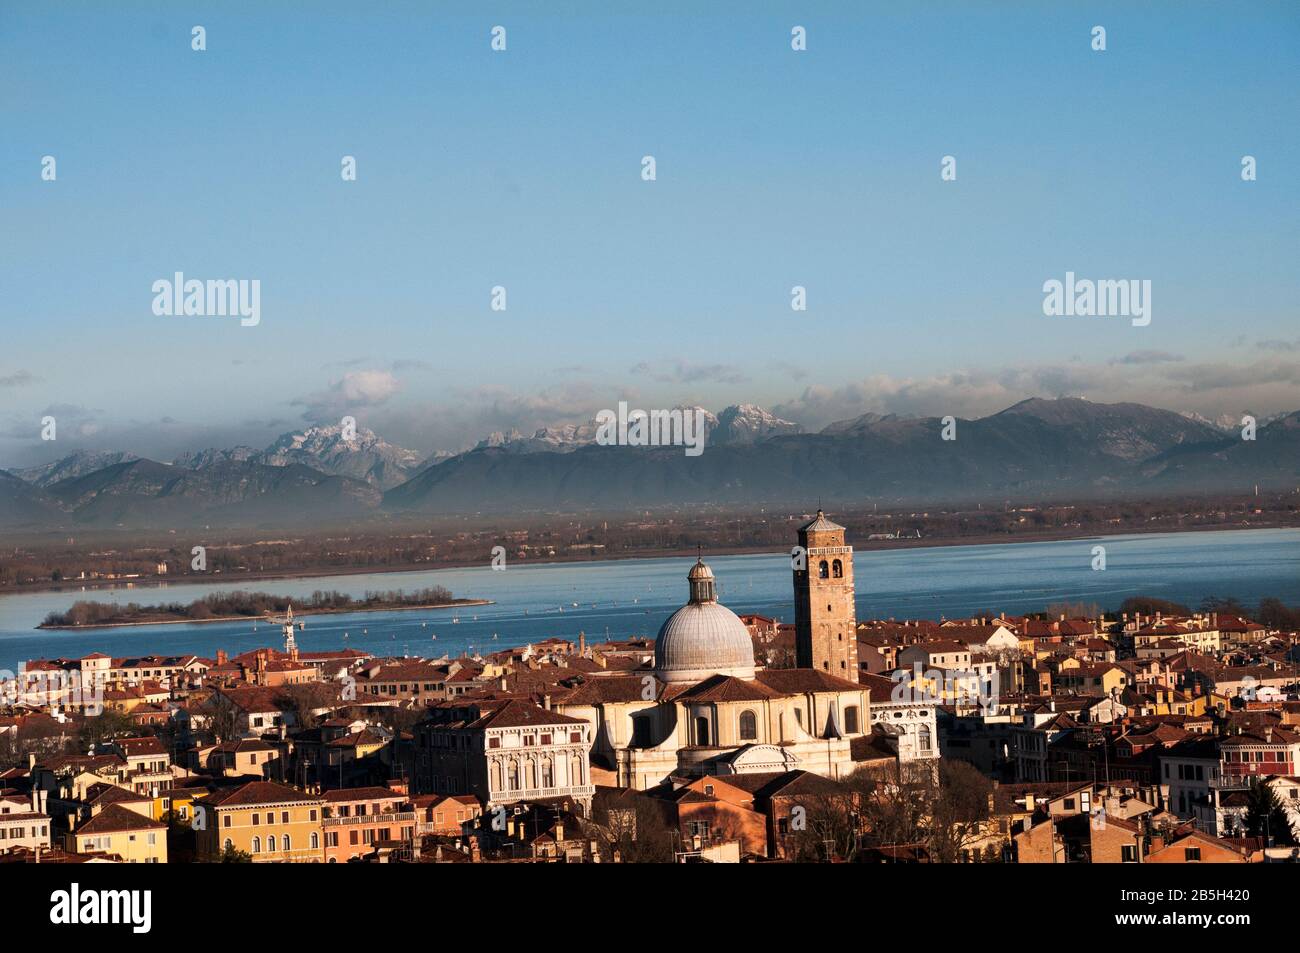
[468,835,481,863]
[554,820,565,841]
[27,753,36,771]
[31,788,38,813]
[39,790,48,814]
[543,694,552,711]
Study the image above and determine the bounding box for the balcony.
[322,811,416,827]
[491,785,595,804]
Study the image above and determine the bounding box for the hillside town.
[2,512,1299,864]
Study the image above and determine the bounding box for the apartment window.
[1121,845,1138,863]
[267,834,277,852]
[569,732,581,743]
[688,821,711,839]
[252,836,261,853]
[223,815,231,828]
[283,834,291,851]
[541,733,552,745]
[1185,846,1201,862]
[311,832,319,849]
[489,737,500,749]
[309,809,317,821]
[252,813,260,826]
[281,811,289,824]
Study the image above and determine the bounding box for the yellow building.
[153,787,199,823]
[195,780,324,862]
[68,803,168,863]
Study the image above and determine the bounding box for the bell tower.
[793,510,858,677]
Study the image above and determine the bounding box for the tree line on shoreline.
[40,586,457,627]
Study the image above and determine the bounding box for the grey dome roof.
[654,559,756,684]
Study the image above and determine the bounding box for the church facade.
[553,513,873,790]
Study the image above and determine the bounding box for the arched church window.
[818,560,829,579]
[844,705,860,733]
[832,559,843,578]
[739,710,757,741]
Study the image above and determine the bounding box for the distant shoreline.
[36,598,492,631]
[7,521,1297,601]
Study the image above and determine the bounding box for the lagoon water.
[0,528,1296,672]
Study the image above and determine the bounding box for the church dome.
[654,558,757,684]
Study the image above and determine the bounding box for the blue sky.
[2,1,1297,466]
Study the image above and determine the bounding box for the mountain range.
[2,399,1297,528]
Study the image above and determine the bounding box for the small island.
[38,586,489,629]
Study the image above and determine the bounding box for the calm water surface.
[0,528,1296,671]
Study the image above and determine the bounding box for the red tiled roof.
[201,780,323,808]
[75,803,165,835]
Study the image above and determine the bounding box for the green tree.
[1245,781,1297,846]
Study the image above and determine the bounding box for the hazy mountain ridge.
[4,399,1298,527]
[470,404,798,453]
[173,425,419,490]
[13,450,141,487]
[385,399,1300,513]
